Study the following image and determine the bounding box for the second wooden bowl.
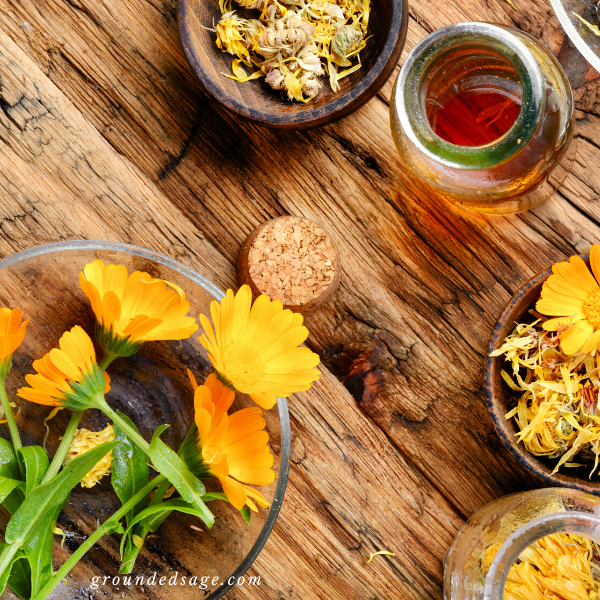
[178,0,408,128]
[484,254,600,495]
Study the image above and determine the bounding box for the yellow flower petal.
[17,326,102,407]
[197,285,320,403]
[560,320,595,355]
[79,261,199,350]
[0,308,29,361]
[188,373,275,512]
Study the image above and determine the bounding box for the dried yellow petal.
[52,521,66,547]
[64,424,115,488]
[574,13,600,36]
[366,550,395,564]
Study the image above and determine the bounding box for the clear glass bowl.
[0,240,290,600]
[550,0,600,73]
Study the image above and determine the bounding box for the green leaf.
[6,552,31,600]
[0,439,24,514]
[149,427,214,528]
[5,441,119,547]
[111,412,150,526]
[18,446,49,495]
[202,492,228,502]
[0,476,24,505]
[126,499,211,538]
[2,488,25,516]
[240,505,251,526]
[0,543,28,598]
[24,502,66,597]
[0,438,21,481]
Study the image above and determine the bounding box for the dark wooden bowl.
[177,0,408,128]
[484,254,600,495]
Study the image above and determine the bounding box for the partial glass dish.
[551,0,600,72]
[0,240,290,600]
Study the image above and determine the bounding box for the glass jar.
[444,488,600,600]
[390,22,577,215]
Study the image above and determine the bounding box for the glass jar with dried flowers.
[444,487,600,600]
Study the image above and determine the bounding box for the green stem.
[33,475,165,600]
[0,377,23,478]
[96,400,150,455]
[119,526,148,574]
[119,478,173,574]
[41,411,83,484]
[98,351,119,372]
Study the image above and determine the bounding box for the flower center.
[584,289,600,329]
[219,343,266,390]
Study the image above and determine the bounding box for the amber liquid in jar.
[425,53,523,147]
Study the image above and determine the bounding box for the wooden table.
[0,0,598,598]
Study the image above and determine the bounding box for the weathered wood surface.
[0,0,598,598]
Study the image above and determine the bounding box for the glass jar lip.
[394,22,545,170]
[483,511,600,600]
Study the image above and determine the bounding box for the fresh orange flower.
[79,260,199,357]
[537,246,600,354]
[0,308,29,365]
[199,285,320,409]
[17,326,109,409]
[188,372,274,512]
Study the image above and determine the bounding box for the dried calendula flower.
[331,24,363,59]
[492,319,600,476]
[216,13,252,59]
[64,424,115,488]
[215,12,265,61]
[210,0,370,102]
[484,533,600,600]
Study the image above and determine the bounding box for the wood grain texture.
[0,0,597,598]
[178,0,408,128]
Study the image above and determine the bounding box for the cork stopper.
[238,216,340,315]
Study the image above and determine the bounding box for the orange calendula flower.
[17,326,109,410]
[537,246,600,355]
[199,285,320,409]
[0,308,29,371]
[79,260,199,357]
[186,371,274,512]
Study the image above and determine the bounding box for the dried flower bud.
[302,75,322,98]
[332,24,363,58]
[265,68,285,89]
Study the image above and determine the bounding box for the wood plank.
[1,0,600,597]
[1,0,598,518]
[0,21,463,600]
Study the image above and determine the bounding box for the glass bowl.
[0,240,290,600]
[550,0,600,72]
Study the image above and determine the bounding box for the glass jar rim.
[394,22,546,170]
[484,511,600,600]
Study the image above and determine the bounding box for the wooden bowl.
[484,254,600,495]
[238,216,341,315]
[177,0,408,128]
